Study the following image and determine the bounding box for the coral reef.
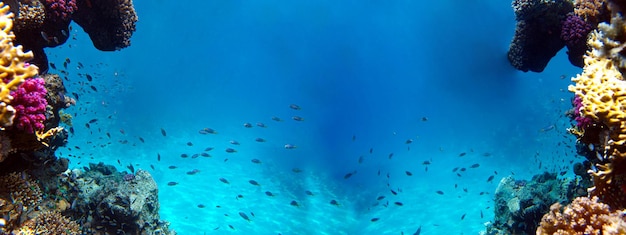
[18,210,80,235]
[537,196,626,234]
[0,3,39,128]
[483,172,586,235]
[59,163,173,234]
[508,0,573,72]
[72,0,138,51]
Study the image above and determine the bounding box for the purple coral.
[44,0,78,23]
[11,77,48,134]
[573,95,593,129]
[561,13,593,48]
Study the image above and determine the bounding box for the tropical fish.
[219,177,230,184]
[249,180,260,186]
[167,182,178,186]
[470,163,480,168]
[239,212,251,222]
[292,116,304,121]
[405,171,413,176]
[370,218,379,222]
[168,166,177,169]
[255,138,266,142]
[436,190,444,195]
[539,124,555,132]
[358,155,364,164]
[284,144,297,149]
[394,202,404,206]
[292,168,302,173]
[243,123,253,128]
[251,159,262,164]
[160,128,167,137]
[344,171,357,179]
[271,116,283,122]
[198,128,217,134]
[289,104,301,110]
[414,226,422,235]
[230,140,240,145]
[330,200,340,206]
[290,200,300,207]
[187,142,193,146]
[265,191,275,196]
[487,175,495,182]
[256,122,266,128]
[305,190,314,196]
[405,139,413,144]
[225,148,237,153]
[459,152,466,157]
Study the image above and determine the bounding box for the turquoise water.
[48,0,582,234]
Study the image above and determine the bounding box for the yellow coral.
[0,2,38,128]
[17,211,80,235]
[537,196,626,235]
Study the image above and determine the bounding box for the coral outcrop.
[537,196,626,234]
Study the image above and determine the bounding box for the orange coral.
[574,0,607,24]
[537,196,626,235]
[17,211,80,235]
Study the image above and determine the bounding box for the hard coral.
[11,77,47,134]
[18,210,80,235]
[72,0,138,51]
[561,13,593,67]
[574,0,607,24]
[537,196,626,234]
[0,3,39,128]
[507,0,573,72]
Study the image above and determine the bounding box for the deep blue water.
[47,0,583,234]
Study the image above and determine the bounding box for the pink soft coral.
[11,77,48,134]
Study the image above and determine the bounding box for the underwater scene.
[1,0,626,234]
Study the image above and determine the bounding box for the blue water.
[46,0,582,234]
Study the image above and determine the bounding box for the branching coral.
[537,196,626,234]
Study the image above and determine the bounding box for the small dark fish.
[460,168,466,172]
[452,167,459,172]
[482,152,492,157]
[205,147,214,151]
[236,194,244,199]
[150,164,155,170]
[292,116,304,121]
[77,62,84,69]
[289,104,301,110]
[305,190,314,196]
[120,129,125,135]
[197,204,205,208]
[89,118,98,123]
[480,210,483,218]
[436,190,444,195]
[271,116,282,122]
[85,123,90,128]
[138,137,145,143]
[225,148,237,153]
[358,155,364,164]
[230,140,240,145]
[168,165,177,169]
[228,225,234,230]
[117,159,121,165]
[90,85,97,92]
[284,144,297,149]
[370,218,379,222]
[249,180,260,186]
[405,171,413,176]
[243,122,253,128]
[219,177,230,184]
[330,200,339,206]
[157,153,161,161]
[256,122,266,128]
[255,138,266,142]
[186,169,200,175]
[265,191,275,196]
[414,226,422,235]
[200,153,211,157]
[160,128,167,137]
[388,153,394,159]
[292,168,303,173]
[69,127,75,134]
[405,139,413,144]
[390,189,397,195]
[251,159,262,164]
[470,164,480,168]
[239,212,250,222]
[422,161,431,165]
[352,135,356,141]
[421,117,428,121]
[50,62,57,70]
[487,175,495,183]
[394,202,403,206]
[459,152,466,157]
[86,74,93,81]
[461,213,466,220]
[180,153,189,158]
[290,200,299,207]
[369,148,373,154]
[167,182,178,186]
[344,171,356,179]
[186,142,193,146]
[127,164,135,173]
